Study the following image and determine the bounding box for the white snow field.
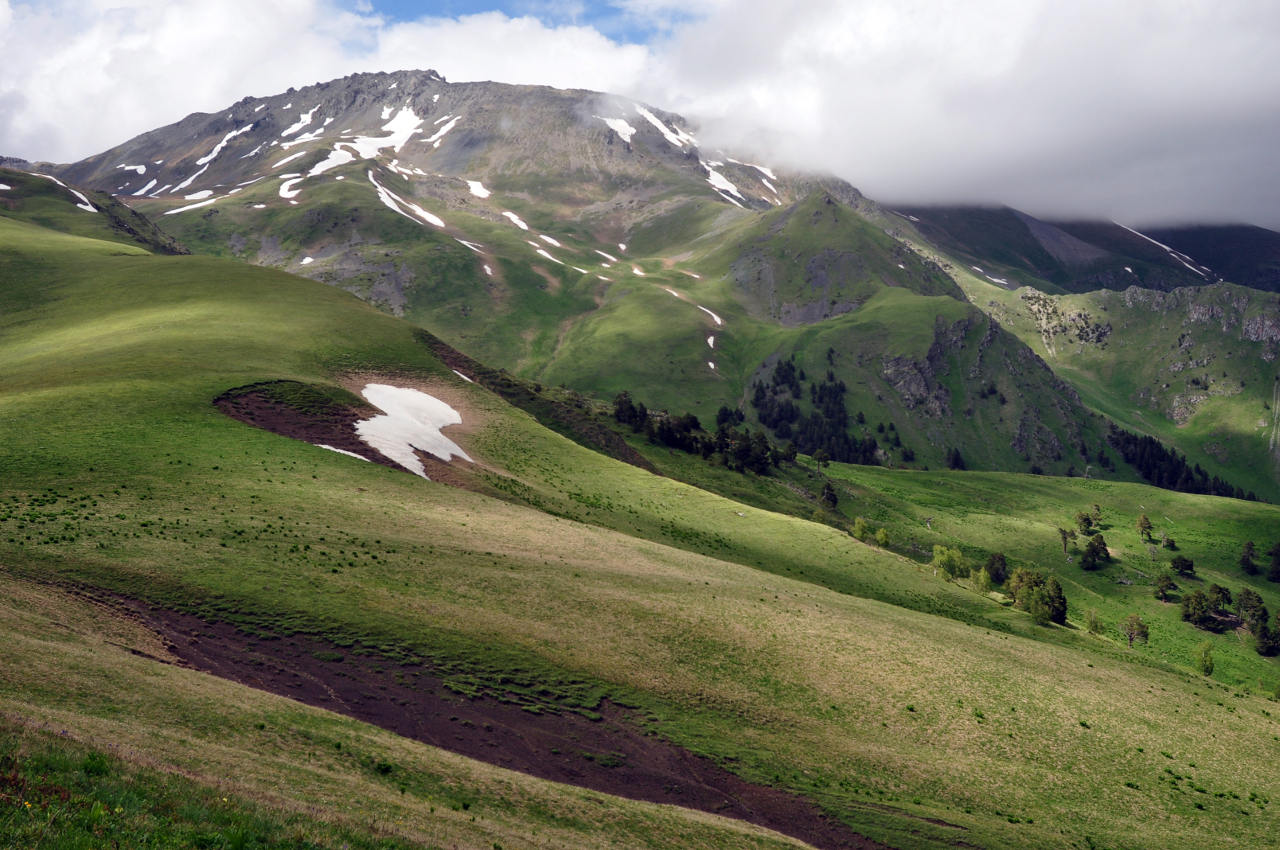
[0,184,9,191]
[465,179,491,198]
[355,384,473,478]
[697,305,724,326]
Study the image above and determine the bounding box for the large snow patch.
[355,384,472,478]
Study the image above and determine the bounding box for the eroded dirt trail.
[115,598,886,850]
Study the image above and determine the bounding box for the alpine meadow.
[3,46,1280,850]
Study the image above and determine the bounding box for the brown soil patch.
[215,379,494,489]
[112,597,886,850]
[214,386,393,471]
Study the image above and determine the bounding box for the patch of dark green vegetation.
[413,328,658,473]
[751,353,900,466]
[612,391,786,475]
[1108,424,1261,501]
[216,380,370,418]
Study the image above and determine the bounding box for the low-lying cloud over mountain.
[3,0,1278,228]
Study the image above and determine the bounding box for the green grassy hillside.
[7,195,1280,849]
[950,273,1280,501]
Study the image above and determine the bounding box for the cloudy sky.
[2,0,1278,227]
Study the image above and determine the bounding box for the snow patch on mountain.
[1114,221,1210,278]
[116,163,146,175]
[197,124,254,166]
[280,106,319,138]
[502,210,529,230]
[355,384,472,478]
[539,234,561,247]
[368,170,445,228]
[594,249,619,263]
[163,197,218,215]
[279,126,328,150]
[273,150,308,168]
[707,335,715,349]
[278,174,305,199]
[596,116,637,144]
[308,147,354,177]
[697,305,724,326]
[635,105,695,148]
[172,164,208,193]
[0,184,10,191]
[131,179,157,196]
[465,179,490,198]
[346,108,423,158]
[701,161,745,206]
[425,116,460,148]
[455,238,484,253]
[184,189,214,200]
[34,173,96,212]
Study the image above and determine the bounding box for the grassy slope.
[144,165,1114,479]
[7,215,1280,848]
[954,270,1280,501]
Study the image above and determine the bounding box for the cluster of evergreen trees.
[613,392,787,475]
[750,357,891,465]
[1107,424,1259,501]
[1166,540,1280,657]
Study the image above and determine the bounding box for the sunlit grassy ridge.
[4,213,1280,848]
[951,271,1280,501]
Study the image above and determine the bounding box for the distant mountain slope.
[896,204,1219,293]
[47,69,1127,480]
[1146,224,1280,293]
[956,270,1280,501]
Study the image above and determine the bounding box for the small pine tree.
[1136,513,1153,542]
[1182,590,1213,629]
[1154,573,1177,602]
[984,552,1009,584]
[1171,555,1195,577]
[1240,540,1258,575]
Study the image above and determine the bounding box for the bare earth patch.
[110,596,887,850]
